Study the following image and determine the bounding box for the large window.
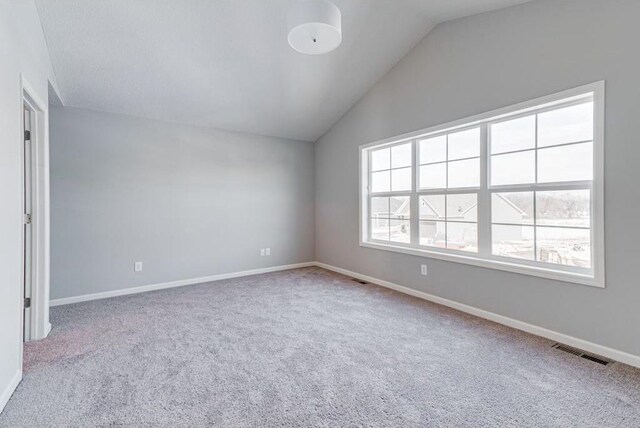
[360,82,604,287]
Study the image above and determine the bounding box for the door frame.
[19,75,51,349]
[23,103,34,341]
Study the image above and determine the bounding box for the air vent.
[580,354,612,366]
[352,278,368,284]
[552,343,613,366]
[553,344,582,356]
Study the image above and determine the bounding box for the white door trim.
[20,75,51,344]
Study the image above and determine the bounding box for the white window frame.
[359,81,605,288]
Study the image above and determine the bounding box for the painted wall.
[315,0,640,356]
[0,0,59,411]
[50,107,314,300]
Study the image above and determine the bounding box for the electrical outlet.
[420,264,427,276]
[134,261,143,272]
[265,247,271,256]
[260,248,265,256]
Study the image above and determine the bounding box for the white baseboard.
[47,260,640,369]
[315,262,640,369]
[50,262,315,307]
[0,370,21,414]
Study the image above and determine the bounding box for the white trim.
[43,262,640,370]
[314,262,640,369]
[44,261,640,370]
[50,262,316,307]
[359,82,605,288]
[360,241,600,287]
[20,74,51,341]
[591,82,606,288]
[0,370,22,414]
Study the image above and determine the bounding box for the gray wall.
[315,0,640,356]
[0,0,59,408]
[51,107,314,300]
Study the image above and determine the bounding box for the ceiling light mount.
[288,0,342,55]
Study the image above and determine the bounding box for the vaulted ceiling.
[36,0,532,142]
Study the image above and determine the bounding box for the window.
[418,128,480,253]
[369,143,413,243]
[360,82,604,287]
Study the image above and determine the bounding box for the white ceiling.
[36,0,532,142]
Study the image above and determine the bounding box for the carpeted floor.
[1,267,639,427]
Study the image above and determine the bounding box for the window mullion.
[445,136,449,248]
[478,124,490,257]
[489,181,591,193]
[365,149,372,242]
[410,140,419,247]
[533,114,539,261]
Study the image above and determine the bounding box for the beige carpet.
[1,267,639,426]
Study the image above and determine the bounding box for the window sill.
[360,240,603,288]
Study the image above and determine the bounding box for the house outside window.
[359,82,604,287]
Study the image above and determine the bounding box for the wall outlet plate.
[260,248,265,256]
[265,248,271,256]
[420,264,427,276]
[134,261,143,272]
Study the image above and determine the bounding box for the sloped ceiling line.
[35,0,532,142]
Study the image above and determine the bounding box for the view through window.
[361,83,603,286]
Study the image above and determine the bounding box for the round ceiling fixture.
[287,0,342,55]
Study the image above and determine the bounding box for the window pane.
[492,225,535,260]
[419,163,446,189]
[536,190,590,227]
[390,220,410,243]
[447,194,477,222]
[447,222,478,253]
[390,196,410,219]
[537,142,592,183]
[371,148,390,171]
[419,221,445,248]
[448,158,479,188]
[370,197,389,218]
[537,227,591,268]
[391,167,412,192]
[492,192,533,225]
[448,128,480,160]
[491,150,535,186]
[371,170,390,193]
[370,218,389,241]
[419,136,446,164]
[391,143,412,168]
[420,195,445,220]
[538,102,593,148]
[490,115,535,154]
